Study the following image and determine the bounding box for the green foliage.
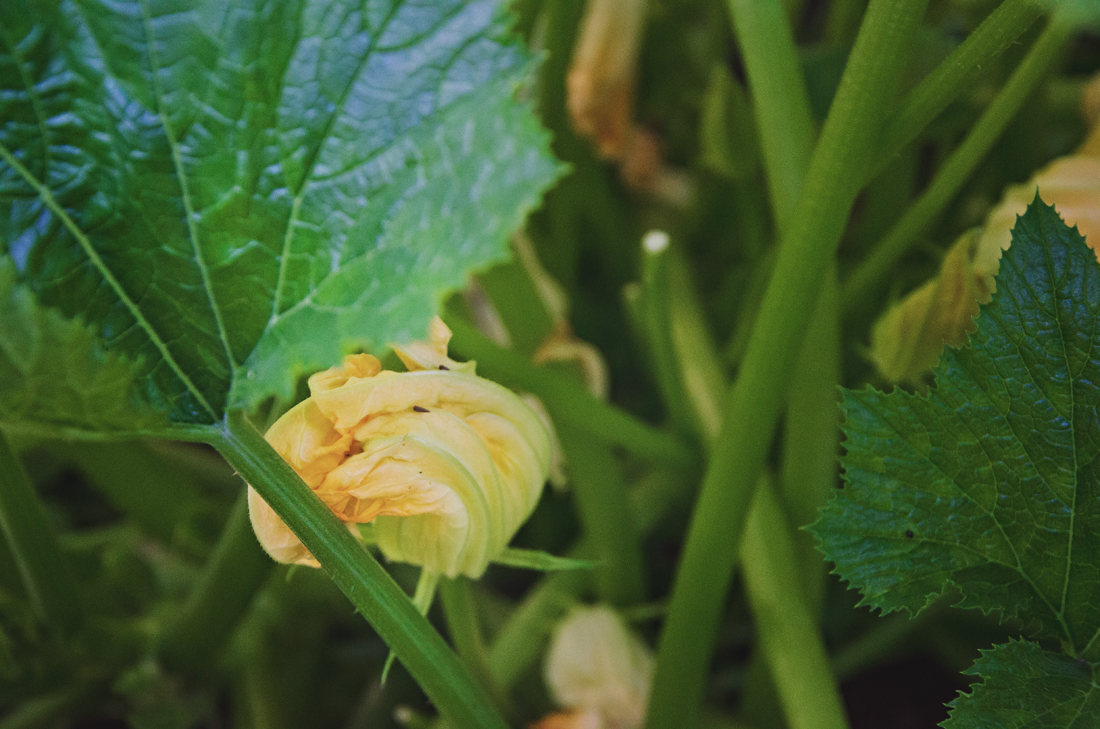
[0,260,163,433]
[0,0,561,427]
[816,198,1100,725]
[944,641,1099,728]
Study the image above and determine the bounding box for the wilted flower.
[537,605,653,729]
[871,231,992,384]
[567,0,646,160]
[871,76,1100,383]
[248,317,553,578]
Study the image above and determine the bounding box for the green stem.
[443,315,696,469]
[726,0,816,226]
[872,0,1044,179]
[212,411,507,729]
[740,479,849,729]
[557,423,646,606]
[0,683,92,729]
[0,430,81,631]
[439,577,513,715]
[488,566,588,689]
[641,232,694,435]
[668,250,728,441]
[645,1,929,726]
[159,490,273,673]
[842,16,1071,313]
[779,264,840,612]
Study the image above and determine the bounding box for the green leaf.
[0,259,163,433]
[944,640,1100,728]
[492,547,600,572]
[815,198,1100,658]
[0,0,561,429]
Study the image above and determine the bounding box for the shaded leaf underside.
[0,0,561,428]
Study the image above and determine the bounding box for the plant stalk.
[872,0,1044,180]
[644,1,930,726]
[741,478,849,729]
[842,16,1072,313]
[444,315,695,469]
[726,0,815,226]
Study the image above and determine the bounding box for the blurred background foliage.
[2,0,1098,727]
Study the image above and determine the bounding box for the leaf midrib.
[138,0,238,373]
[0,141,219,421]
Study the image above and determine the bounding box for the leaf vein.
[0,140,218,420]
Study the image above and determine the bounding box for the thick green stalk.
[159,490,273,673]
[644,1,929,726]
[439,577,513,716]
[558,423,646,606]
[872,0,1044,179]
[741,479,849,729]
[0,431,81,631]
[444,315,695,469]
[664,238,846,729]
[212,412,507,729]
[726,0,815,225]
[842,17,1071,313]
[779,265,840,611]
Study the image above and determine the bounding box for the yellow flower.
[542,605,653,729]
[248,317,553,578]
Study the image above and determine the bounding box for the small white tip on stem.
[642,230,670,255]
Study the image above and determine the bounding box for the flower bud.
[541,605,653,729]
[870,231,992,384]
[872,77,1100,383]
[248,317,553,578]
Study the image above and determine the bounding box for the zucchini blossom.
[248,317,552,578]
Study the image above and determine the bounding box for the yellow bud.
[871,231,992,384]
[248,317,552,578]
[543,606,653,729]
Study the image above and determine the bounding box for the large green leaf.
[814,198,1100,727]
[0,259,163,434]
[0,0,561,430]
[817,199,1100,652]
[944,641,1099,728]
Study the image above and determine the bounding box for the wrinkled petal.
[263,399,353,489]
[246,317,552,578]
[392,317,474,374]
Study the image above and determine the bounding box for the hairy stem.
[872,0,1044,179]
